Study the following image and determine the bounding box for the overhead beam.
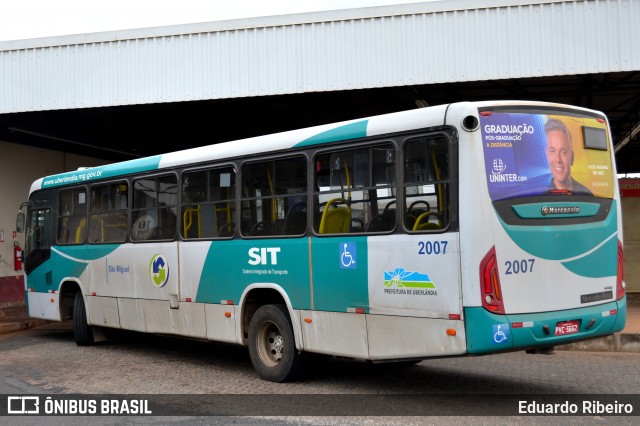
[615,120,640,153]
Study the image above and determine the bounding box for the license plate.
[554,320,580,336]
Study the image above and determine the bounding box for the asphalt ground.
[1,293,638,352]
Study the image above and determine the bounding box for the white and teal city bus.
[18,101,626,382]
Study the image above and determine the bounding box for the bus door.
[23,191,57,319]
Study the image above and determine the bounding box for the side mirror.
[16,212,25,233]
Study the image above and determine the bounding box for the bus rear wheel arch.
[247,304,301,382]
[59,281,81,320]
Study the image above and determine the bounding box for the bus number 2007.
[504,258,535,275]
[417,241,448,255]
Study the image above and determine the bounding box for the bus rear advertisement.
[18,101,626,382]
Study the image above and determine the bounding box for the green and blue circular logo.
[149,254,169,288]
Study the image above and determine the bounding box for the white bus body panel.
[204,304,237,343]
[142,300,172,334]
[89,242,179,300]
[118,298,146,332]
[178,241,211,303]
[27,292,61,321]
[298,310,369,359]
[367,234,462,318]
[87,296,120,328]
[492,221,616,313]
[367,315,467,360]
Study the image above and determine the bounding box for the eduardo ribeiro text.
[519,400,633,415]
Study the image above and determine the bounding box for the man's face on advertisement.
[546,129,574,188]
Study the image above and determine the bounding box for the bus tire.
[248,304,300,382]
[73,292,94,346]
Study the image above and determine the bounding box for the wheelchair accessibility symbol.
[492,323,510,344]
[340,242,357,269]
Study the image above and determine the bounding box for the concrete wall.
[0,140,105,304]
[622,197,640,293]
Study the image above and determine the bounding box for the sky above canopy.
[0,0,433,41]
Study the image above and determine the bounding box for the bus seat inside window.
[404,136,449,232]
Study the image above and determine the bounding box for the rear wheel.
[248,304,300,382]
[73,292,94,346]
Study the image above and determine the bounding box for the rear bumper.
[464,296,627,354]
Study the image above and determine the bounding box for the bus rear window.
[480,112,614,201]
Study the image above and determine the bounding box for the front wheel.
[248,304,300,382]
[73,292,94,346]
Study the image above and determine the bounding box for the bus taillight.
[617,240,625,300]
[480,246,505,314]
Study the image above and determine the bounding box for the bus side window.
[241,157,307,237]
[403,136,449,232]
[89,182,128,243]
[314,143,395,235]
[366,146,396,232]
[181,167,236,239]
[57,188,87,245]
[132,175,177,241]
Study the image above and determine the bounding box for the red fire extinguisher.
[14,241,23,271]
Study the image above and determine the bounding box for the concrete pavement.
[1,294,638,352]
[0,304,50,335]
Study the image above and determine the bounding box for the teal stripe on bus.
[311,236,369,313]
[26,245,120,292]
[464,299,625,354]
[195,236,369,312]
[27,246,90,292]
[294,120,368,148]
[561,234,618,278]
[41,155,163,188]
[195,238,312,309]
[57,244,120,261]
[497,200,618,268]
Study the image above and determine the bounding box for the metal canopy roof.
[0,0,639,172]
